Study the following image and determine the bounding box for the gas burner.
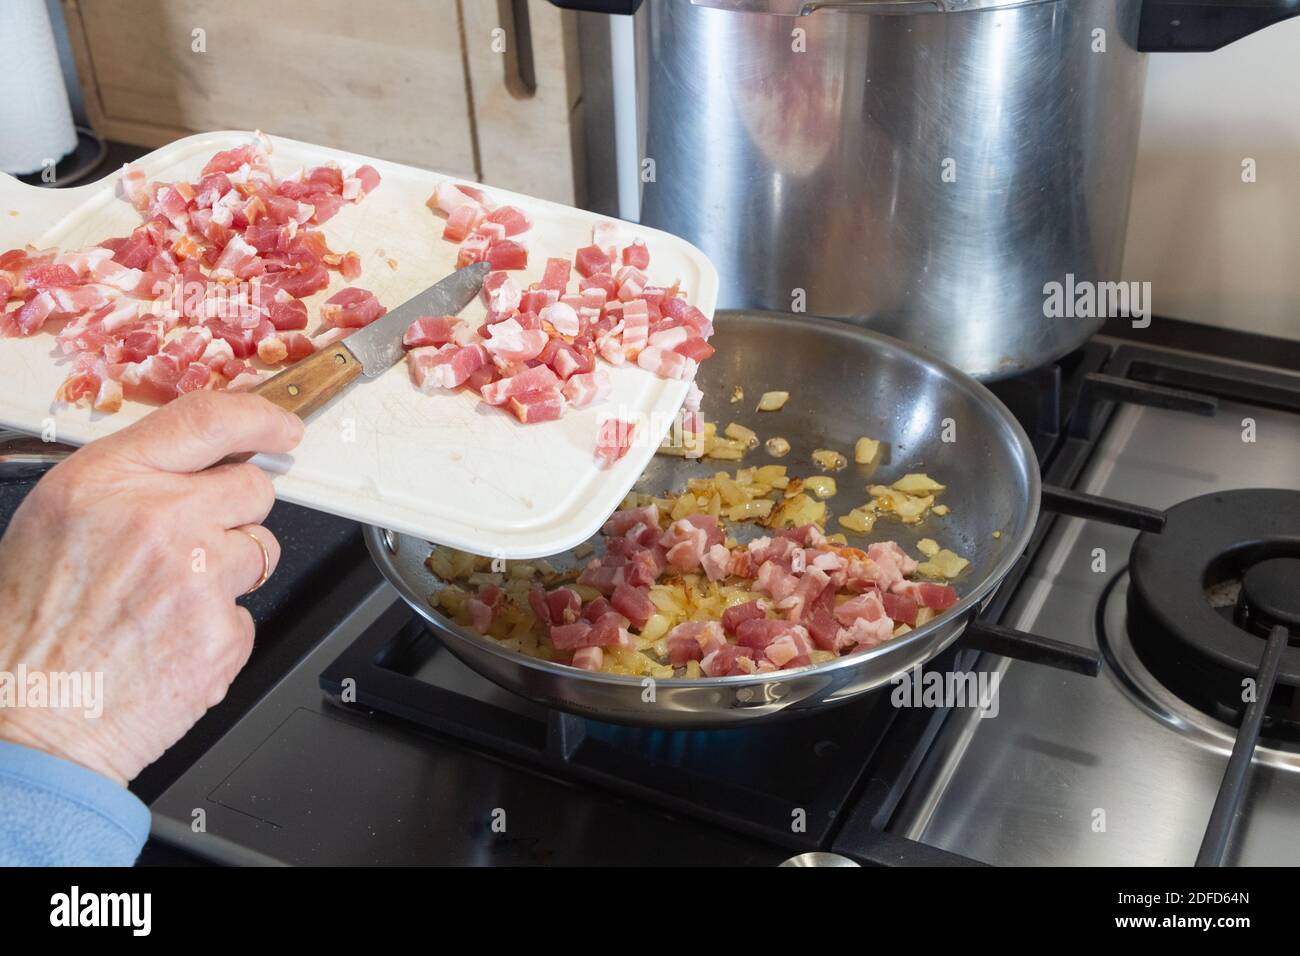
[1121,489,1300,741]
[1238,557,1300,637]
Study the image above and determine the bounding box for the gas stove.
[897,340,1300,866]
[144,321,1300,866]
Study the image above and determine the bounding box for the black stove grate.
[320,601,926,852]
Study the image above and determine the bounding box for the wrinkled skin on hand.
[0,391,303,785]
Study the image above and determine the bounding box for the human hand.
[0,391,303,785]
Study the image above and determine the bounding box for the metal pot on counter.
[559,0,1300,378]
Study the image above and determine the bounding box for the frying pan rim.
[367,313,1041,688]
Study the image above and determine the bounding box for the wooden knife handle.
[251,342,364,419]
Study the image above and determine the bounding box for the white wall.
[1123,17,1300,342]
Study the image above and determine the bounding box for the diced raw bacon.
[700,644,755,678]
[543,341,586,380]
[881,591,919,626]
[722,599,767,636]
[485,239,528,271]
[553,612,629,649]
[464,364,497,394]
[114,328,161,364]
[479,364,559,406]
[863,541,919,590]
[160,327,213,367]
[201,143,265,177]
[539,301,579,336]
[203,319,255,359]
[621,240,650,270]
[408,343,489,391]
[481,271,521,318]
[699,543,730,581]
[650,327,691,348]
[603,503,660,537]
[660,517,709,572]
[282,331,315,362]
[267,297,309,331]
[257,336,289,365]
[24,264,81,290]
[122,353,183,403]
[892,580,958,610]
[193,172,231,208]
[519,289,559,315]
[260,256,330,300]
[668,636,704,666]
[540,257,570,293]
[528,588,553,626]
[834,590,889,628]
[211,234,261,279]
[610,584,655,629]
[403,315,467,349]
[176,361,215,394]
[546,587,581,625]
[320,287,386,328]
[485,205,531,237]
[507,387,565,424]
[676,337,715,362]
[55,356,122,413]
[580,272,617,298]
[765,630,815,669]
[574,244,611,279]
[621,301,649,358]
[511,310,542,332]
[305,165,344,194]
[120,164,149,208]
[476,225,509,247]
[484,317,548,363]
[578,560,625,596]
[306,192,344,224]
[734,618,802,653]
[467,597,495,634]
[550,622,596,651]
[595,418,636,468]
[353,165,381,196]
[636,345,695,380]
[456,234,491,268]
[428,181,483,215]
[571,647,603,671]
[339,251,362,281]
[837,614,894,651]
[443,203,483,243]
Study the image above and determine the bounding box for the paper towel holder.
[14,126,107,190]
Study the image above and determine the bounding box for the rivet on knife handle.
[252,342,364,420]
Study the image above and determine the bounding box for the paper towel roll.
[0,0,79,176]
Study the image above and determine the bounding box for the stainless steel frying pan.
[368,310,1040,727]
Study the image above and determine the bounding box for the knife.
[251,261,491,419]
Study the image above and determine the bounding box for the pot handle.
[1140,0,1300,51]
[547,0,643,12]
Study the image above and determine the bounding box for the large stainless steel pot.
[562,0,1300,379]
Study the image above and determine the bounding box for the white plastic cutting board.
[0,131,717,558]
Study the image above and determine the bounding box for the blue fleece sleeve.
[0,740,150,866]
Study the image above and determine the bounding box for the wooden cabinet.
[60,0,583,203]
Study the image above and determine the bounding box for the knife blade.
[251,261,491,420]
[344,261,491,378]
